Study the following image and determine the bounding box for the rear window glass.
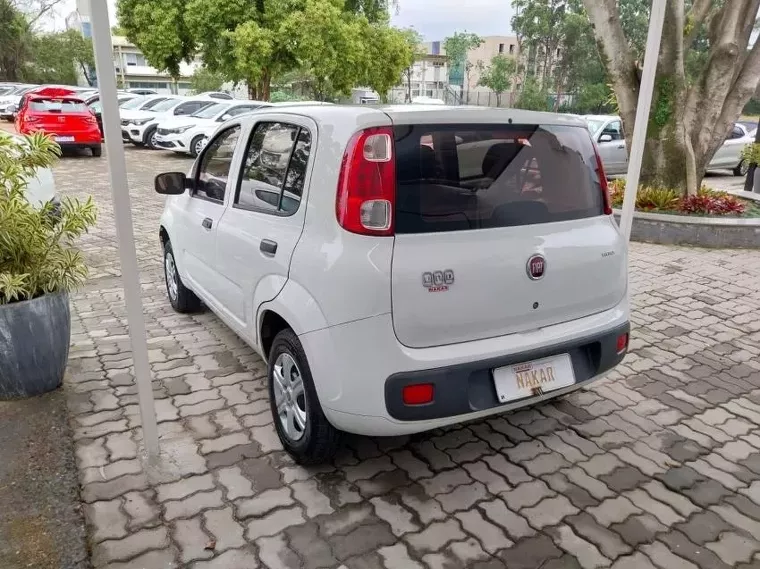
[394,124,604,234]
[29,99,88,113]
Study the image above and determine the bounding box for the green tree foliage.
[118,0,410,101]
[515,76,550,111]
[25,29,95,85]
[117,0,196,81]
[190,67,226,94]
[0,0,32,81]
[477,55,516,106]
[443,31,483,90]
[399,28,424,102]
[0,133,97,304]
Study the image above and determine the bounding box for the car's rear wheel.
[268,329,341,464]
[91,145,102,157]
[190,135,205,158]
[144,126,158,150]
[163,240,202,313]
[734,159,750,177]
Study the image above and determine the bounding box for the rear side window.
[29,99,88,113]
[235,122,311,216]
[394,124,604,234]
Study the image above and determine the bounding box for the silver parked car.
[584,115,754,177]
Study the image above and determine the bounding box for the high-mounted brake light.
[336,127,396,236]
[592,142,613,215]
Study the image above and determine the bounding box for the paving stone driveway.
[55,146,760,569]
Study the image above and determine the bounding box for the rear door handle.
[260,239,278,256]
[202,218,212,230]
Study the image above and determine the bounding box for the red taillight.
[336,127,396,236]
[593,143,612,215]
[616,333,629,354]
[402,384,434,405]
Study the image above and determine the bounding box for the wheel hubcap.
[272,353,307,441]
[740,160,750,176]
[195,140,203,155]
[165,252,178,301]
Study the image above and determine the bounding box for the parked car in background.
[155,100,267,157]
[0,84,38,121]
[154,105,629,463]
[15,87,101,157]
[121,96,217,149]
[195,101,335,150]
[125,88,158,95]
[195,91,235,100]
[585,114,754,177]
[88,95,140,137]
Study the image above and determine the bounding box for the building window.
[125,53,147,66]
[499,43,505,54]
[128,81,169,90]
[509,44,515,54]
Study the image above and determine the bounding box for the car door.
[174,124,243,305]
[709,124,746,169]
[596,119,627,175]
[214,115,316,339]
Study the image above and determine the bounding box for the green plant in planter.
[742,142,760,166]
[0,132,97,304]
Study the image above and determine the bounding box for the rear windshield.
[394,124,604,234]
[29,98,88,113]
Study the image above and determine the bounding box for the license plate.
[493,354,575,403]
[55,136,75,142]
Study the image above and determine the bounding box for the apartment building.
[390,41,450,103]
[65,0,200,94]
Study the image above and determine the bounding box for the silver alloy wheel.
[150,131,158,148]
[740,159,750,176]
[165,251,178,302]
[194,138,204,157]
[272,352,307,441]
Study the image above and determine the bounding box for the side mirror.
[218,114,231,122]
[598,134,613,143]
[155,172,188,195]
[7,105,16,114]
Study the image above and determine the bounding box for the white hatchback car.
[155,105,630,463]
[155,101,267,157]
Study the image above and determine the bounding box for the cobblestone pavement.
[55,146,760,569]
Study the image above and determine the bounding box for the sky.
[56,0,514,40]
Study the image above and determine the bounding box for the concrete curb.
[613,197,760,248]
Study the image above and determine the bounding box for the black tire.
[734,159,749,177]
[268,329,341,464]
[144,126,158,150]
[163,240,202,313]
[91,145,102,157]
[189,135,205,158]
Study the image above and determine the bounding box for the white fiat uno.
[155,104,629,464]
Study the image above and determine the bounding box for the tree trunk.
[582,0,760,197]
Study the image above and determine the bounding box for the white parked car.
[154,105,630,463]
[121,97,216,149]
[155,101,267,157]
[0,84,38,121]
[196,91,235,100]
[1,132,59,210]
[585,114,754,177]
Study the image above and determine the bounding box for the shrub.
[606,178,745,216]
[0,132,97,304]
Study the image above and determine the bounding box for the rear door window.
[29,99,89,113]
[394,124,604,234]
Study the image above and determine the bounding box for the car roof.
[242,104,589,128]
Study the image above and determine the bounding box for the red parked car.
[15,87,102,156]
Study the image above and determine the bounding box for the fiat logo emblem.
[527,254,546,280]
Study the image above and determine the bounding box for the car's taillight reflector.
[593,142,613,215]
[336,127,396,236]
[402,383,434,405]
[616,333,629,354]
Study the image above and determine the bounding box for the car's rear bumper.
[299,297,630,436]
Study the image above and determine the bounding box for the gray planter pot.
[0,292,71,400]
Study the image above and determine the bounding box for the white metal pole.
[619,0,667,242]
[88,0,160,460]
